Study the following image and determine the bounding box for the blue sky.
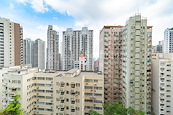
[1,0,173,58]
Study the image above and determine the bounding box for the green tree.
[104,101,127,115]
[89,110,100,115]
[0,95,24,115]
[103,101,144,115]
[127,107,144,115]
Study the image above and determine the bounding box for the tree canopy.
[89,101,144,115]
[0,95,24,115]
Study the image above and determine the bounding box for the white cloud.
[15,0,29,3]
[30,0,48,13]
[14,0,173,58]
[16,0,48,13]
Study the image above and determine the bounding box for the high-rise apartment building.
[62,27,93,71]
[0,17,23,67]
[153,40,164,53]
[23,38,45,69]
[121,14,152,114]
[46,25,60,70]
[164,28,173,53]
[99,26,123,102]
[0,66,104,115]
[152,53,173,115]
[94,59,99,72]
[23,38,34,66]
[33,38,45,69]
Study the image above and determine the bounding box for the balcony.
[60,107,64,111]
[60,99,64,103]
[60,82,65,87]
[71,83,75,88]
[71,109,75,112]
[71,100,75,104]
[71,91,76,95]
[60,91,64,95]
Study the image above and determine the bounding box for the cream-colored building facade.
[0,66,104,115]
[121,14,152,114]
[152,53,173,115]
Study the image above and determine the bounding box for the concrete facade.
[23,38,34,66]
[99,26,123,102]
[121,14,152,114]
[62,27,93,71]
[46,25,60,70]
[0,17,23,68]
[0,66,104,115]
[94,59,99,72]
[152,53,173,115]
[23,38,45,69]
[164,28,173,53]
[153,41,164,53]
[33,39,45,69]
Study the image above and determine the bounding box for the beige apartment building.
[152,53,173,115]
[121,14,152,114]
[99,26,123,102]
[0,66,104,115]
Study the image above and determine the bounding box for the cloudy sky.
[0,0,173,58]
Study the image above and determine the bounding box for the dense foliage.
[0,95,24,115]
[89,101,144,115]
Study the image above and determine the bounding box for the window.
[166,95,171,97]
[160,78,165,81]
[85,86,93,89]
[166,90,171,92]
[66,83,69,86]
[46,77,53,80]
[94,80,98,83]
[66,99,69,102]
[85,79,93,82]
[37,77,45,80]
[166,100,171,102]
[167,80,171,82]
[94,87,102,90]
[76,83,80,87]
